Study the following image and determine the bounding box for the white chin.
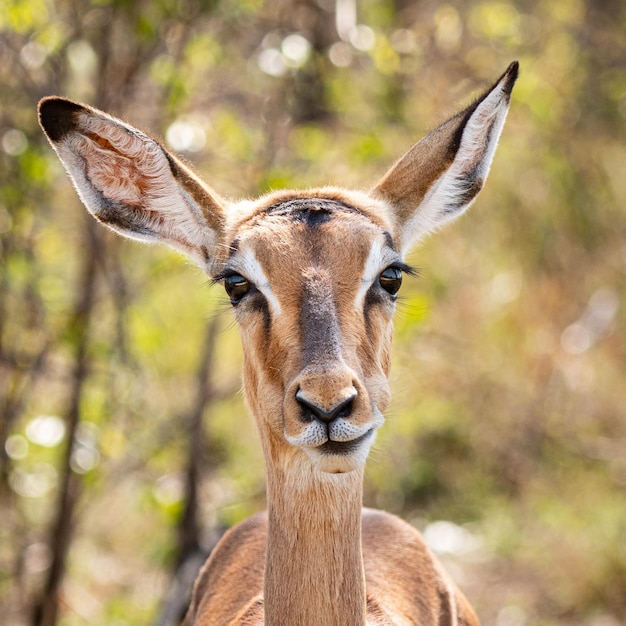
[305,432,375,474]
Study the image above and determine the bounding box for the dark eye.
[379,267,402,297]
[224,273,250,304]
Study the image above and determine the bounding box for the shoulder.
[185,513,267,625]
[361,507,435,563]
[361,508,480,626]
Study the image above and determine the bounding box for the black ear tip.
[501,60,520,94]
[506,60,520,78]
[38,97,85,142]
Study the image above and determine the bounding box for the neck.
[263,440,367,626]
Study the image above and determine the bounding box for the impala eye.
[224,273,250,304]
[379,267,403,297]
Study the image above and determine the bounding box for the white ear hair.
[38,97,227,272]
[372,61,519,253]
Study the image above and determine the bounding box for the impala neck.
[263,436,367,626]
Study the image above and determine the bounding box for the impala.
[39,60,518,625]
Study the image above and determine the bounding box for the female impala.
[39,61,518,625]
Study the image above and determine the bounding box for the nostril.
[295,388,356,424]
[335,398,354,420]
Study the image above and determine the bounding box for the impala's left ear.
[372,61,519,253]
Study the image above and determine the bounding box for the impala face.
[220,195,407,474]
[37,62,518,478]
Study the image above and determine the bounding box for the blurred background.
[1,0,625,624]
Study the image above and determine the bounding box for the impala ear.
[372,61,519,253]
[38,97,227,272]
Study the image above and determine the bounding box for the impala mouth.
[319,429,374,455]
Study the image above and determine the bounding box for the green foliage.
[1,0,625,624]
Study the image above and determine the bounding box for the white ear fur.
[373,62,519,254]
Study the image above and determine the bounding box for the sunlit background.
[1,1,625,625]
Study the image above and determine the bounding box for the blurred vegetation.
[1,0,625,624]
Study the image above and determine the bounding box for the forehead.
[229,198,394,273]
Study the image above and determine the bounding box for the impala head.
[218,190,403,474]
[38,62,518,476]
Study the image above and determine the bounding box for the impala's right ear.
[38,97,227,272]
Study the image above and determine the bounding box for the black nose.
[295,389,356,424]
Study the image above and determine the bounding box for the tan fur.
[38,62,518,626]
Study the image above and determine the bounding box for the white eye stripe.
[233,248,282,315]
[354,238,399,311]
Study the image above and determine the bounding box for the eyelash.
[213,263,417,305]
